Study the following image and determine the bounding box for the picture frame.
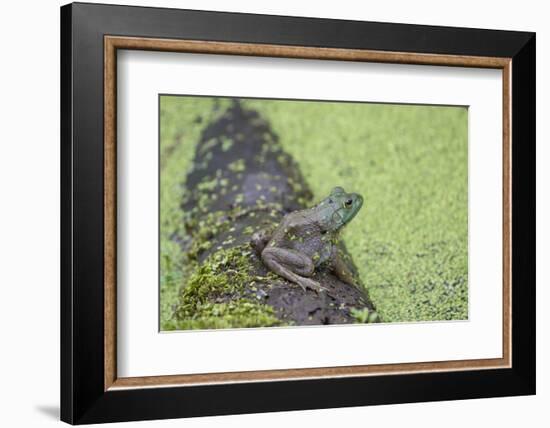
[60,2,535,424]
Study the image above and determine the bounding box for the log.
[173,100,378,328]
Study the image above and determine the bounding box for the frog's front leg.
[330,247,360,287]
[261,247,327,293]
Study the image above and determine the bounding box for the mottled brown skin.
[251,187,363,292]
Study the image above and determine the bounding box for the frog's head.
[316,186,363,232]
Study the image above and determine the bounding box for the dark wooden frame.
[61,2,536,424]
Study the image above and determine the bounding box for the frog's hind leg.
[250,229,272,255]
[261,247,326,293]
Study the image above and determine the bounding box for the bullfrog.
[251,187,363,293]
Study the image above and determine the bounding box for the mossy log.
[172,101,377,328]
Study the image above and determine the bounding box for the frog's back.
[270,209,332,264]
[272,208,319,238]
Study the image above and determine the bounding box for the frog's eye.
[344,199,353,208]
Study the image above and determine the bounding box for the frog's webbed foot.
[296,277,328,294]
[261,247,327,294]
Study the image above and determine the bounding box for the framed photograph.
[60,2,535,424]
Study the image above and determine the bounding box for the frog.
[251,186,363,293]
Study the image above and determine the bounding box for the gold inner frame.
[104,35,512,391]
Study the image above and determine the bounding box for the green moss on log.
[164,300,283,330]
[168,246,289,330]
